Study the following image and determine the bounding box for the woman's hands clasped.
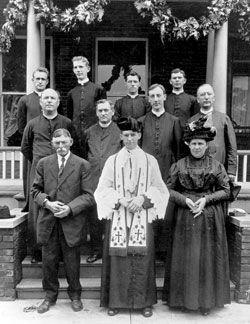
[186,197,206,218]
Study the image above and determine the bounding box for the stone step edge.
[17,278,164,290]
[22,255,102,267]
[22,255,165,267]
[16,278,235,291]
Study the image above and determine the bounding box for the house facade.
[1,0,250,303]
[0,0,250,187]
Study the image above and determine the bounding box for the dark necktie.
[58,157,65,178]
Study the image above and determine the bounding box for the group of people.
[17,56,237,317]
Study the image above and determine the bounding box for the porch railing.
[236,150,250,188]
[0,148,250,186]
[0,147,23,180]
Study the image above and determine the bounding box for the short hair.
[32,67,49,79]
[170,68,186,78]
[40,88,60,99]
[125,71,141,82]
[197,83,215,97]
[56,90,61,99]
[148,83,166,95]
[96,99,114,111]
[72,56,90,68]
[52,128,72,138]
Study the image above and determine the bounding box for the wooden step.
[21,256,165,279]
[18,255,235,300]
[16,278,165,300]
[22,255,102,279]
[16,278,101,299]
[16,276,235,301]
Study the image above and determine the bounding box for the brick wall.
[0,221,27,300]
[227,218,250,304]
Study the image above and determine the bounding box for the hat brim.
[0,214,16,219]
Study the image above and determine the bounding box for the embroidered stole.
[109,151,149,256]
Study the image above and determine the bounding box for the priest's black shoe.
[142,307,153,317]
[108,308,119,316]
[86,254,102,263]
[31,250,42,263]
[200,307,210,316]
[37,300,56,314]
[71,299,83,312]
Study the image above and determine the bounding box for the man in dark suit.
[140,84,182,183]
[114,71,151,120]
[21,88,76,264]
[31,128,94,314]
[165,68,199,129]
[85,99,121,263]
[17,67,49,213]
[17,67,49,135]
[139,83,182,268]
[67,56,106,157]
[189,83,237,179]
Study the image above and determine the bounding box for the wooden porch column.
[26,0,41,93]
[206,31,214,84]
[212,22,228,114]
[40,23,46,67]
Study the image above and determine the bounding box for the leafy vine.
[134,0,250,42]
[0,0,28,53]
[0,0,109,52]
[33,0,109,31]
[1,0,250,53]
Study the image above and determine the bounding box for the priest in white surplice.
[94,117,169,318]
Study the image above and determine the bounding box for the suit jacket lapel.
[48,154,59,181]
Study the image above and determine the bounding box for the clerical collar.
[35,91,42,97]
[57,151,70,167]
[127,93,139,99]
[78,78,89,86]
[172,89,184,95]
[99,120,112,128]
[152,108,165,117]
[200,107,213,115]
[42,112,58,120]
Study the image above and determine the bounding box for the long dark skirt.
[100,220,157,309]
[167,203,230,310]
[162,201,177,302]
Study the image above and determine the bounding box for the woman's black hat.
[183,115,216,142]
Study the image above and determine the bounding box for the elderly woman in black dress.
[164,116,231,316]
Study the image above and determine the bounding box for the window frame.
[0,35,53,148]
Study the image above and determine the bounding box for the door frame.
[95,37,149,98]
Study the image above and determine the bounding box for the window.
[232,76,250,127]
[230,39,250,184]
[0,38,26,147]
[231,76,250,181]
[95,38,148,102]
[0,37,53,147]
[231,75,250,151]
